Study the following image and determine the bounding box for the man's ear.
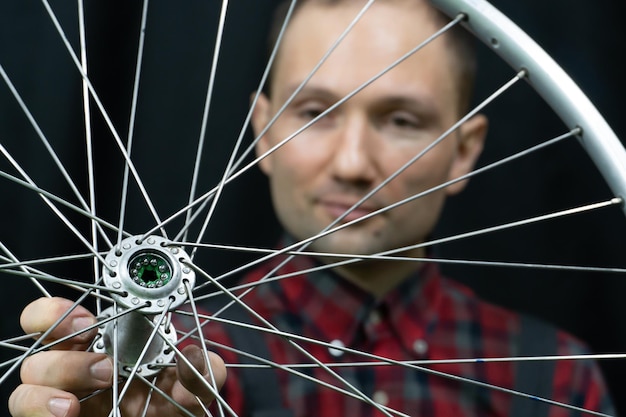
[445,113,488,196]
[250,91,273,175]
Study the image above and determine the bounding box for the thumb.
[176,345,227,406]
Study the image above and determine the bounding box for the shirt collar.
[262,237,443,356]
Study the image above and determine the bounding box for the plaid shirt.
[190,250,615,417]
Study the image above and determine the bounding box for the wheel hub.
[95,235,196,376]
[102,235,196,314]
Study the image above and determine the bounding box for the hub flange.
[102,235,196,314]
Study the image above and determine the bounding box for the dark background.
[0,0,625,415]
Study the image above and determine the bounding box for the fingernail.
[187,346,208,374]
[71,316,96,339]
[90,358,113,383]
[48,397,71,417]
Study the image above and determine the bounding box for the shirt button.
[413,339,428,356]
[372,390,389,406]
[328,339,345,357]
[368,309,382,325]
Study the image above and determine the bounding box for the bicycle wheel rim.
[0,1,624,416]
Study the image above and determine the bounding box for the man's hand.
[8,297,226,417]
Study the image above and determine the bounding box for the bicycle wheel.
[0,0,625,416]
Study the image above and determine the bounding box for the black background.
[0,0,625,415]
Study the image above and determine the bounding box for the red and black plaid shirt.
[189,250,614,417]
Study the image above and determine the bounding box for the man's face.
[252,0,486,257]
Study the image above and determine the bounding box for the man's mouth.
[319,200,378,223]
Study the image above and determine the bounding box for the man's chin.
[307,232,381,257]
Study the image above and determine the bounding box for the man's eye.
[388,112,420,130]
[298,107,325,120]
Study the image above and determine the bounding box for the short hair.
[264,0,478,115]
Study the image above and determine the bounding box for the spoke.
[184,0,230,245]
[0,242,51,297]
[0,309,141,379]
[139,377,157,417]
[178,310,612,417]
[152,336,238,417]
[225,15,470,198]
[153,0,382,242]
[194,197,623,301]
[0,63,100,233]
[48,306,142,352]
[172,330,411,417]
[185,261,398,417]
[0,97,114,252]
[0,251,114,301]
[39,0,167,236]
[176,0,297,242]
[0,252,105,273]
[0,287,95,385]
[178,320,610,417]
[1,2,620,417]
[183,0,374,249]
[134,374,198,417]
[77,0,103,313]
[282,128,578,250]
[116,0,153,249]
[195,125,575,289]
[219,353,626,369]
[183,281,226,417]
[112,300,173,414]
[111,302,120,417]
[0,167,129,240]
[200,251,626,302]
[415,198,623,251]
[0,142,115,270]
[218,69,525,288]
[0,268,124,295]
[78,388,110,404]
[0,334,42,353]
[223,0,377,179]
[175,17,514,279]
[145,11,465,241]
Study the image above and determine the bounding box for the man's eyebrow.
[279,84,438,115]
[280,84,340,103]
[373,95,438,114]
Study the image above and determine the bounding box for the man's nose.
[330,114,376,185]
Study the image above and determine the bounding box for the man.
[8,0,615,416]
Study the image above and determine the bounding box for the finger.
[21,351,113,392]
[173,345,227,409]
[21,297,98,349]
[9,384,80,417]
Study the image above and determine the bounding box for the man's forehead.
[278,0,443,60]
[275,3,451,74]
[291,0,438,22]
[267,0,462,114]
